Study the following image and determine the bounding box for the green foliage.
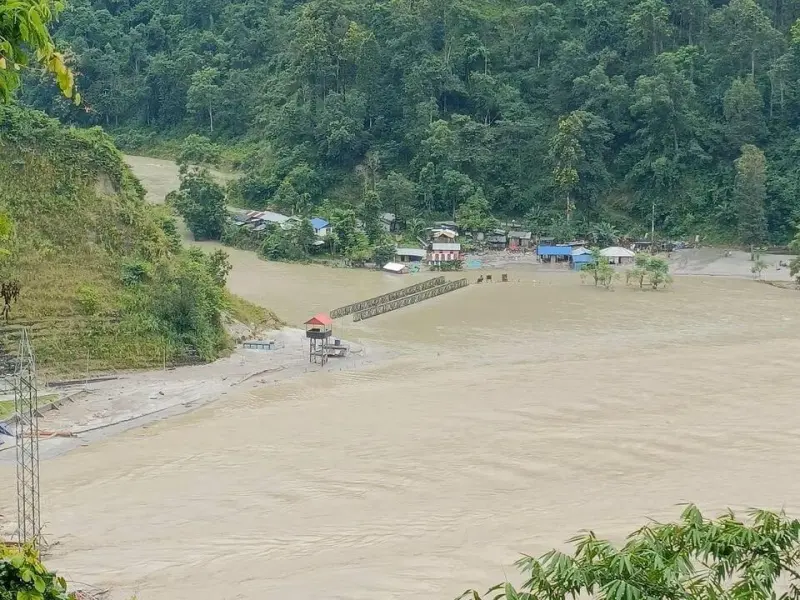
[169,166,227,240]
[735,145,768,245]
[145,249,227,359]
[371,235,396,267]
[626,253,673,289]
[0,0,77,103]
[463,505,800,600]
[456,188,496,233]
[431,259,463,272]
[261,220,316,262]
[178,134,221,167]
[0,544,71,600]
[789,226,800,284]
[21,0,800,242]
[121,259,151,286]
[582,248,617,288]
[75,284,100,315]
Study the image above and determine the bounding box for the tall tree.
[734,144,768,245]
[723,77,765,149]
[187,67,221,132]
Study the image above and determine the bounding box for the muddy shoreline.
[0,328,393,464]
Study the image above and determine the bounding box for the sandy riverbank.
[0,329,386,464]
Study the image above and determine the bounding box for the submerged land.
[0,155,796,599]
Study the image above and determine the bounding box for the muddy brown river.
[4,157,800,599]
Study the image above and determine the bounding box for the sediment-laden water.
[5,253,799,600]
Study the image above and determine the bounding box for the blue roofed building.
[571,247,595,270]
[536,244,572,263]
[310,217,332,237]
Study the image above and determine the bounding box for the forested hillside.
[23,0,800,242]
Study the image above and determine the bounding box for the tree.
[734,144,768,245]
[626,253,673,289]
[372,235,396,266]
[456,188,495,233]
[187,67,222,132]
[626,0,671,57]
[169,167,227,240]
[751,254,768,278]
[723,77,765,149]
[0,0,78,102]
[464,505,800,600]
[582,248,616,288]
[646,256,672,288]
[589,222,620,247]
[789,227,800,284]
[178,134,221,167]
[376,172,416,224]
[626,252,651,288]
[550,114,582,221]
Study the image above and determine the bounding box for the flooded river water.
[4,157,800,599]
[20,251,800,600]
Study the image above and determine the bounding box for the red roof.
[305,313,333,326]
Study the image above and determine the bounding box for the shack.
[537,244,572,263]
[486,233,507,250]
[571,247,594,271]
[600,246,636,265]
[395,248,426,263]
[508,231,532,251]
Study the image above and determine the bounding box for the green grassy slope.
[0,106,280,377]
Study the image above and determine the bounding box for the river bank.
[0,328,385,466]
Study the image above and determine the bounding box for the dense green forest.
[21,0,800,242]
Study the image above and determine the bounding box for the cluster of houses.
[232,210,647,273]
[232,210,397,240]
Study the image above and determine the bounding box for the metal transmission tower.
[14,328,42,547]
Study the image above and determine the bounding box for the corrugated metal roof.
[432,243,461,251]
[310,217,329,230]
[396,248,426,258]
[537,245,572,256]
[600,246,635,258]
[571,247,592,256]
[250,210,290,223]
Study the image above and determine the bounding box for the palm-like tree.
[590,221,620,247]
[405,217,426,241]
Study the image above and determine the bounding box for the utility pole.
[651,200,656,254]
